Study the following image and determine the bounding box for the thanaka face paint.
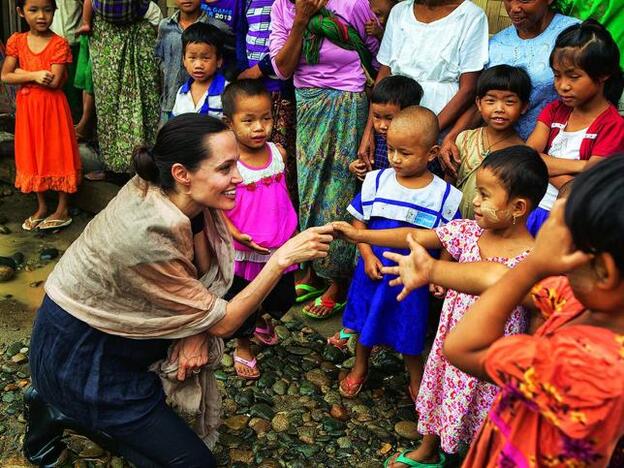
[478,201,512,224]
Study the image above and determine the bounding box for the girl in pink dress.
[221,80,298,380]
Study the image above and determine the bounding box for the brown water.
[0,186,91,342]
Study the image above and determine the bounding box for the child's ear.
[475,97,483,113]
[428,145,440,162]
[593,252,620,291]
[511,197,529,219]
[222,115,232,128]
[521,102,529,115]
[217,56,223,69]
[16,7,24,18]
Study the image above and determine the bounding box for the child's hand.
[365,19,383,39]
[382,234,434,301]
[32,70,54,86]
[349,159,369,181]
[525,200,592,278]
[363,253,383,281]
[429,283,446,298]
[233,232,271,255]
[77,22,92,36]
[331,221,360,244]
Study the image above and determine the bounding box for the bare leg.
[339,341,370,397]
[403,354,424,402]
[303,278,348,317]
[387,435,441,467]
[33,192,48,219]
[75,91,95,139]
[48,192,70,221]
[295,265,325,298]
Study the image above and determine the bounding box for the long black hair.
[565,154,624,270]
[133,114,229,191]
[551,20,624,105]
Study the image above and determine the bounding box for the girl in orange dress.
[1,0,80,231]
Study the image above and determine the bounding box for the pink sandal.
[339,373,367,398]
[253,320,278,346]
[233,352,260,380]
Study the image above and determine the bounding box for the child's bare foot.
[295,267,326,303]
[38,210,72,231]
[327,328,356,351]
[339,369,367,398]
[233,339,260,380]
[385,446,441,468]
[22,209,47,231]
[77,23,91,35]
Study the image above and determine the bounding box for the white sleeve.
[458,8,489,73]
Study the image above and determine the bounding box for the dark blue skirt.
[30,295,171,432]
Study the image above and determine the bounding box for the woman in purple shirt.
[269,0,379,318]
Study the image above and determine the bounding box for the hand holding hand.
[363,254,383,281]
[32,70,54,86]
[331,221,360,244]
[381,234,435,301]
[525,200,592,278]
[170,333,210,381]
[273,224,333,269]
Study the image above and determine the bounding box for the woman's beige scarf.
[45,177,234,447]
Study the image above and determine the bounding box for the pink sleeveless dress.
[225,143,298,280]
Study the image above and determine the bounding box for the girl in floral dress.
[333,146,549,466]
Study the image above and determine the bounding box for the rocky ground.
[0,314,463,467]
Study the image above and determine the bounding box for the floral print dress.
[463,276,624,467]
[415,219,530,453]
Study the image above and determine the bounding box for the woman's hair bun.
[132,145,160,184]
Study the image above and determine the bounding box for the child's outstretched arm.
[222,212,270,255]
[332,221,442,250]
[382,234,530,303]
[443,201,592,381]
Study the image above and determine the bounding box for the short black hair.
[182,22,225,57]
[371,75,424,109]
[565,154,624,270]
[17,0,57,8]
[480,145,548,210]
[222,79,271,117]
[476,65,532,103]
[551,19,624,105]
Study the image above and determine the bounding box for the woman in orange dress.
[1,0,80,231]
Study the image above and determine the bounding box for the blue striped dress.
[343,169,462,355]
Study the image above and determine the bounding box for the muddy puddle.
[0,184,91,343]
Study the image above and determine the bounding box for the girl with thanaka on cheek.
[333,146,549,466]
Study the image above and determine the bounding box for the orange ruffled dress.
[464,276,624,468]
[5,33,80,193]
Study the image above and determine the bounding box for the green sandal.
[384,450,446,468]
[294,283,327,304]
[301,296,346,319]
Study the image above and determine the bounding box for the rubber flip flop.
[327,328,355,351]
[253,321,278,346]
[339,373,367,398]
[233,352,260,381]
[294,283,327,304]
[38,217,72,231]
[301,296,346,320]
[383,450,446,468]
[21,216,44,231]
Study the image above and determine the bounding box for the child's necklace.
[481,129,515,158]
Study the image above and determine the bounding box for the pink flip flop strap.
[233,353,257,369]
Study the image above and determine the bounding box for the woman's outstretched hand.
[382,234,435,301]
[170,333,210,381]
[273,224,334,269]
[524,200,592,278]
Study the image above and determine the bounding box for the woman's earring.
[512,215,517,225]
